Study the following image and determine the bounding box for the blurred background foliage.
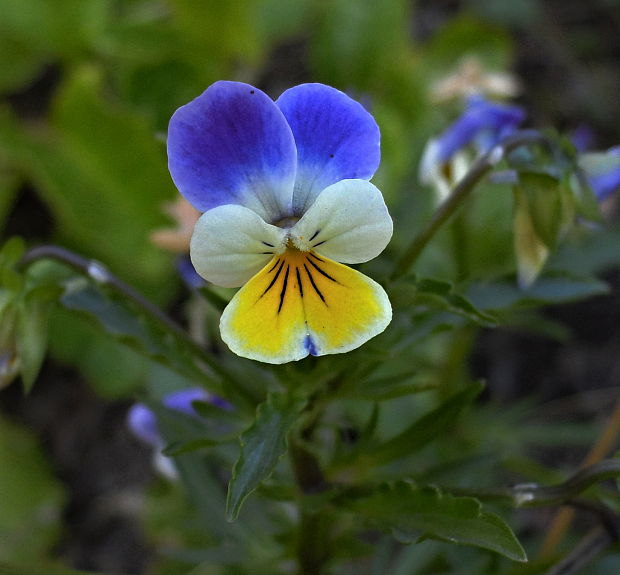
[1,0,620,574]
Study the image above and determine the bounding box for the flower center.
[273,216,300,229]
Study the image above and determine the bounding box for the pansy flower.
[420,95,525,201]
[167,82,392,364]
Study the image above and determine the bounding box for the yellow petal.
[220,249,391,364]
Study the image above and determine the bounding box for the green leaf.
[58,278,220,390]
[227,392,306,521]
[337,370,439,401]
[467,273,609,311]
[15,285,60,392]
[345,482,526,562]
[360,382,484,466]
[0,416,64,563]
[391,277,497,327]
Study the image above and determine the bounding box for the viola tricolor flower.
[420,96,525,200]
[167,82,393,364]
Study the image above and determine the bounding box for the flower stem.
[390,130,550,281]
[289,404,330,575]
[539,398,620,558]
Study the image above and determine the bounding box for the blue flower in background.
[176,256,205,289]
[420,96,526,200]
[127,388,232,478]
[581,147,620,203]
[435,95,525,161]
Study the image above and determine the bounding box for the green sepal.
[512,184,550,287]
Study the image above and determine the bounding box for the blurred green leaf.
[336,370,439,401]
[15,284,60,392]
[59,278,219,390]
[391,276,497,326]
[420,15,513,71]
[311,0,411,88]
[345,481,526,562]
[467,273,609,311]
[0,69,175,297]
[0,415,64,563]
[358,382,484,466]
[227,392,306,520]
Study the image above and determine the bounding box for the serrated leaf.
[392,277,497,327]
[360,382,484,466]
[345,482,526,562]
[227,392,306,520]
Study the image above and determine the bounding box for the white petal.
[289,180,392,264]
[190,205,287,287]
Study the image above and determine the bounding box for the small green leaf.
[0,238,24,269]
[226,392,306,521]
[345,482,527,562]
[59,279,220,390]
[15,285,59,392]
[335,368,438,401]
[467,273,609,311]
[350,382,484,467]
[392,277,497,327]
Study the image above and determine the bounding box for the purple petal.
[276,83,380,215]
[168,81,297,222]
[127,403,161,446]
[436,96,525,163]
[589,148,620,202]
[163,388,210,414]
[176,256,205,289]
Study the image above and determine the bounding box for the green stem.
[452,459,620,507]
[391,130,550,281]
[289,403,330,575]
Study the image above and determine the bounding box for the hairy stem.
[391,130,550,281]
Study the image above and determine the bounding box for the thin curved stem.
[545,528,613,575]
[539,398,620,558]
[390,130,551,281]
